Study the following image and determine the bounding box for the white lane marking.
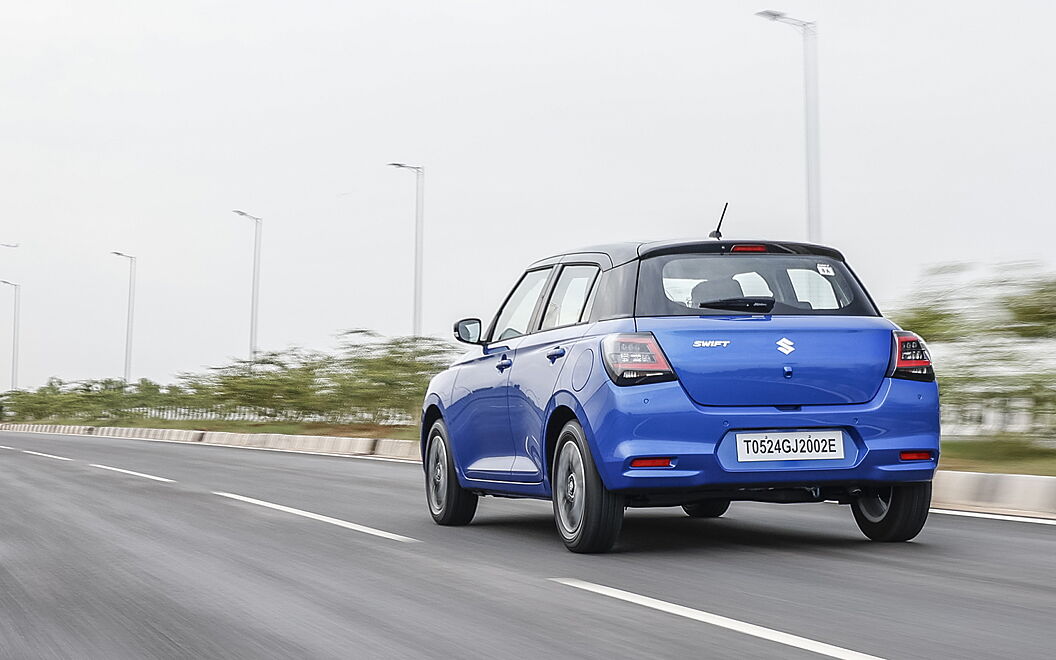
[89,464,175,483]
[550,578,884,660]
[930,508,1056,526]
[0,445,16,450]
[22,450,72,461]
[212,492,419,543]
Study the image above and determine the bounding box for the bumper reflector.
[630,457,673,468]
[899,451,933,461]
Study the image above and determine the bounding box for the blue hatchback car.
[422,240,939,552]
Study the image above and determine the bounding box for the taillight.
[731,244,768,252]
[888,331,935,382]
[601,332,677,386]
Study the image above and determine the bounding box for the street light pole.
[0,280,19,390]
[757,10,822,243]
[232,210,263,361]
[388,163,425,337]
[1,243,20,389]
[111,252,136,383]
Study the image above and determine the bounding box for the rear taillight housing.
[888,331,935,382]
[601,332,677,386]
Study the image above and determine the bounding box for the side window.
[540,265,600,331]
[588,261,637,322]
[787,269,839,309]
[732,271,773,297]
[491,268,552,342]
[579,270,601,323]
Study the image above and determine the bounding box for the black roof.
[532,239,846,269]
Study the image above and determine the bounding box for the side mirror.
[454,318,484,344]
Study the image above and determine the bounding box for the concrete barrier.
[335,436,376,455]
[374,438,421,460]
[933,470,1056,517]
[1,422,400,458]
[201,431,230,445]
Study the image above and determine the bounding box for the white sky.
[2,0,1054,388]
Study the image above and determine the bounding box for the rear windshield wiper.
[698,297,775,312]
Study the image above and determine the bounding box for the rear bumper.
[581,377,940,492]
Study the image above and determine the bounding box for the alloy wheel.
[857,487,893,523]
[427,435,447,515]
[555,439,587,536]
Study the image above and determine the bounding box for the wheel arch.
[544,406,578,481]
[420,396,445,472]
[543,391,596,488]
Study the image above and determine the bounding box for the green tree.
[889,307,964,343]
[1,330,459,428]
[1004,278,1056,338]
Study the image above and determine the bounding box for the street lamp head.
[0,243,18,248]
[388,162,422,172]
[0,280,15,286]
[232,209,262,222]
[755,9,813,27]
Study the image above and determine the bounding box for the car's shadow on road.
[613,515,865,554]
[468,507,870,555]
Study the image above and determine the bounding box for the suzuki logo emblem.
[776,337,795,355]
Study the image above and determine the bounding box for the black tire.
[682,499,731,518]
[424,419,477,526]
[551,420,624,553]
[851,482,931,542]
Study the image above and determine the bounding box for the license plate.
[735,430,845,462]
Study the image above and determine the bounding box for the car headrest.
[691,278,744,306]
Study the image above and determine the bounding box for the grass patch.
[20,418,418,441]
[940,436,1056,476]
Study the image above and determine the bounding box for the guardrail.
[0,423,421,460]
[2,423,1054,518]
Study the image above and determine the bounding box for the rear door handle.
[496,357,513,372]
[546,347,566,362]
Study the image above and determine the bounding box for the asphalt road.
[1,431,1053,659]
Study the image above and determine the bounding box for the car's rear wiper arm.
[698,297,776,312]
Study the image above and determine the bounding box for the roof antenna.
[709,202,728,240]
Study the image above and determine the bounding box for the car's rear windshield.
[636,253,879,317]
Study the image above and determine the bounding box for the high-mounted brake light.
[601,332,677,386]
[888,331,935,382]
[731,244,768,252]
